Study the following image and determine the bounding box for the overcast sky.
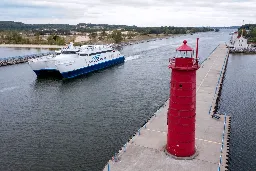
[1,0,255,27]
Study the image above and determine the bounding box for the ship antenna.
[196,38,199,64]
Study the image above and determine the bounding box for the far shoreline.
[0,34,183,49]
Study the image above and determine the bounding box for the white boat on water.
[28,42,125,79]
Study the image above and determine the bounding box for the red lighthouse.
[166,39,200,158]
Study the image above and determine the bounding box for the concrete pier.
[103,44,230,171]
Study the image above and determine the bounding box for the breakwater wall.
[209,49,231,171]
[229,47,256,54]
[0,52,55,67]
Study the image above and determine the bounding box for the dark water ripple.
[0,30,233,171]
[217,54,256,171]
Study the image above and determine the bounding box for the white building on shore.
[230,30,251,49]
[230,31,238,45]
[234,36,250,48]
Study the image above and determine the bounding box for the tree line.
[0,30,126,45]
[0,21,215,45]
[239,24,256,43]
[0,21,213,34]
[0,31,66,45]
[0,27,212,45]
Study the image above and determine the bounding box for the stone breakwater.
[229,47,256,54]
[0,52,55,67]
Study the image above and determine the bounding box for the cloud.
[0,0,255,26]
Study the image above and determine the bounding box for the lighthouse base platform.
[164,146,199,160]
[103,44,230,171]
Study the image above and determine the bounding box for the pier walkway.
[103,44,230,171]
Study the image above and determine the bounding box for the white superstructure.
[28,43,125,79]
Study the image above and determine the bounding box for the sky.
[1,0,256,27]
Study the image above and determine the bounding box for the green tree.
[127,31,134,39]
[106,33,113,41]
[89,32,97,40]
[46,35,65,45]
[190,28,196,33]
[34,32,41,44]
[47,35,55,45]
[250,28,256,37]
[238,29,247,37]
[7,32,23,44]
[74,42,82,46]
[56,36,65,45]
[111,30,123,43]
[99,30,107,41]
[100,29,107,37]
[248,27,256,43]
[164,28,170,35]
[171,29,176,34]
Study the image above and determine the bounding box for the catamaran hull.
[33,69,63,78]
[28,42,125,79]
[60,56,125,79]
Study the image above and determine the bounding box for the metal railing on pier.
[217,112,228,171]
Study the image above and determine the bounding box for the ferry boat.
[28,42,125,79]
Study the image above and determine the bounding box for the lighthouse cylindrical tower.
[166,39,200,158]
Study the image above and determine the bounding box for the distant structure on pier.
[229,30,251,49]
[228,29,256,53]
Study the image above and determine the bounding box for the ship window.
[87,50,112,56]
[62,51,77,54]
[102,50,112,53]
[80,54,88,56]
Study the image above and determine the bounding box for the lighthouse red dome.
[176,40,193,51]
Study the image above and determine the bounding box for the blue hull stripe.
[61,56,125,79]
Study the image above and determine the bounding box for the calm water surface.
[217,54,256,171]
[0,30,242,171]
[0,47,52,59]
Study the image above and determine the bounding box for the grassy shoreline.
[0,34,183,49]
